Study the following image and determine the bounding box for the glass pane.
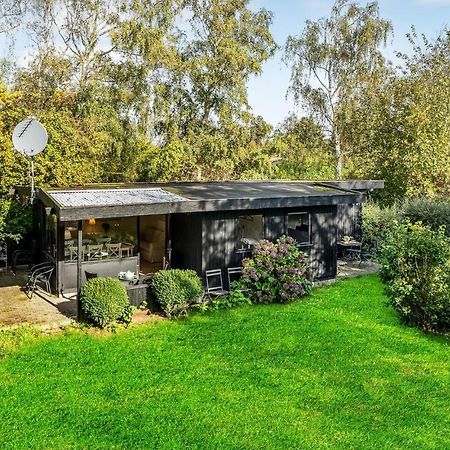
[287,213,310,244]
[237,215,263,248]
[63,217,138,261]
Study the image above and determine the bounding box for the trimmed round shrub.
[379,221,450,333]
[80,277,129,328]
[151,269,202,318]
[240,235,312,304]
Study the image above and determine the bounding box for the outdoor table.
[337,241,362,260]
[119,278,148,306]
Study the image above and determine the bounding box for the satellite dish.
[12,118,48,203]
[12,118,48,157]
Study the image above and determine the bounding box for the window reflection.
[287,212,311,245]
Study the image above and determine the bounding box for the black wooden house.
[25,180,383,295]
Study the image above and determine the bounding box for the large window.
[287,212,311,245]
[63,217,137,261]
[237,215,263,249]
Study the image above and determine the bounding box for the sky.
[247,0,450,125]
[1,0,449,126]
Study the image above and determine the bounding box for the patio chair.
[25,264,54,299]
[119,243,134,258]
[227,266,243,290]
[27,261,51,277]
[69,245,84,261]
[86,244,104,261]
[106,243,121,258]
[205,269,228,300]
[346,241,378,266]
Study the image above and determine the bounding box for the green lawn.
[0,274,449,449]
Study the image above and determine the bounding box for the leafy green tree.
[285,0,392,178]
[145,0,276,145]
[179,0,275,125]
[348,29,450,202]
[269,115,335,180]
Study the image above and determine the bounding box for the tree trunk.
[335,130,343,179]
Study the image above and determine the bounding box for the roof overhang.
[318,180,384,192]
[16,181,368,221]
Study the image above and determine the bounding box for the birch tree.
[285,0,391,178]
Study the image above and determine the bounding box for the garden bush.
[80,277,129,328]
[402,197,450,236]
[362,198,450,257]
[151,269,203,318]
[206,288,252,311]
[240,235,312,304]
[361,201,402,256]
[379,221,450,333]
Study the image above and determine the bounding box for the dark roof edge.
[57,193,365,222]
[317,180,384,192]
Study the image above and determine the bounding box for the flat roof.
[49,188,188,208]
[30,180,368,221]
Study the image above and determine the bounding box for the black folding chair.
[227,266,244,290]
[205,269,228,301]
[12,249,32,274]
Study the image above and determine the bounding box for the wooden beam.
[136,216,140,255]
[77,220,83,321]
[166,214,172,269]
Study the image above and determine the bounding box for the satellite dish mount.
[12,117,48,203]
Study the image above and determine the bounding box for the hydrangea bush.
[240,235,312,304]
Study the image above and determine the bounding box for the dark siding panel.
[171,213,202,275]
[309,206,337,280]
[173,205,339,284]
[202,212,237,273]
[264,209,286,241]
[202,214,224,272]
[337,204,362,240]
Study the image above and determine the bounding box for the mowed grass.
[0,274,449,449]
